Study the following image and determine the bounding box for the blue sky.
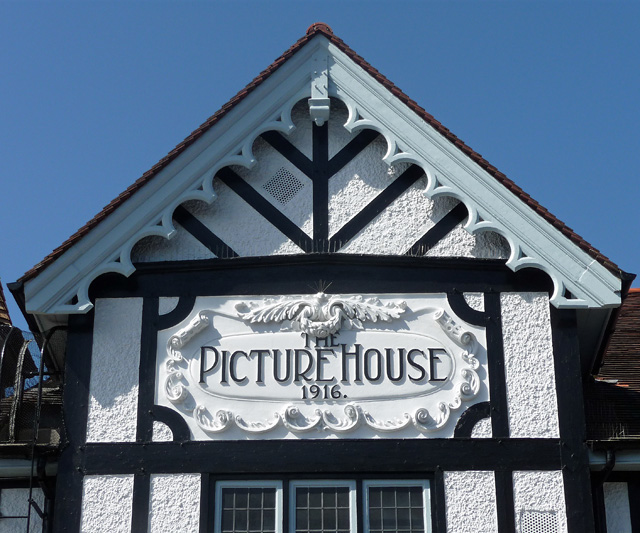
[1,1,638,329]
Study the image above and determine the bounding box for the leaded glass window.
[290,481,356,533]
[214,480,431,533]
[215,482,283,533]
[366,485,426,533]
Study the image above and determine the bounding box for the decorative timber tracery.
[172,119,470,259]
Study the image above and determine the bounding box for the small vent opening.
[520,510,558,533]
[263,168,304,205]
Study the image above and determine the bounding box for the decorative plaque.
[155,293,488,440]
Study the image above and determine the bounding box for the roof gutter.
[587,449,640,471]
[0,459,57,478]
[7,280,43,336]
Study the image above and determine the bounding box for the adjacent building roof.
[586,289,640,443]
[17,22,622,286]
[597,289,640,389]
[0,281,12,326]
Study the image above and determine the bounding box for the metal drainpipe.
[601,449,616,481]
[595,449,616,533]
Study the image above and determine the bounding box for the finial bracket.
[309,50,330,126]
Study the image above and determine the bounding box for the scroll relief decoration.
[163,294,482,436]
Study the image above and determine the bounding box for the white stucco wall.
[231,144,312,234]
[152,421,173,442]
[513,470,567,533]
[86,298,143,443]
[501,293,559,438]
[132,222,215,262]
[0,488,44,533]
[328,135,411,238]
[182,184,304,257]
[463,292,484,312]
[470,417,492,438]
[287,100,313,159]
[444,471,497,532]
[339,177,444,255]
[604,482,632,533]
[148,474,201,533]
[159,296,180,316]
[327,98,353,159]
[80,475,134,533]
[426,225,509,259]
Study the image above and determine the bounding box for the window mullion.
[356,479,364,533]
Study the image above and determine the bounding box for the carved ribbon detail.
[169,312,210,350]
[434,309,476,347]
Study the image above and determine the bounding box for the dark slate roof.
[19,22,622,284]
[586,289,640,442]
[0,281,12,325]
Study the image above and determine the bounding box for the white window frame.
[289,480,358,533]
[362,480,432,533]
[214,480,284,533]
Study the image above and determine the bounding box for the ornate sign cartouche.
[157,294,487,440]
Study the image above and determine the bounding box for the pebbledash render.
[1,23,637,533]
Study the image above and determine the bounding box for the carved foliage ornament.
[235,292,407,338]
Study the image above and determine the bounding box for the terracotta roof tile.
[19,23,623,284]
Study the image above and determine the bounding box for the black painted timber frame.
[172,122,471,259]
[51,255,594,533]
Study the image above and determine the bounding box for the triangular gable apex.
[21,26,621,316]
